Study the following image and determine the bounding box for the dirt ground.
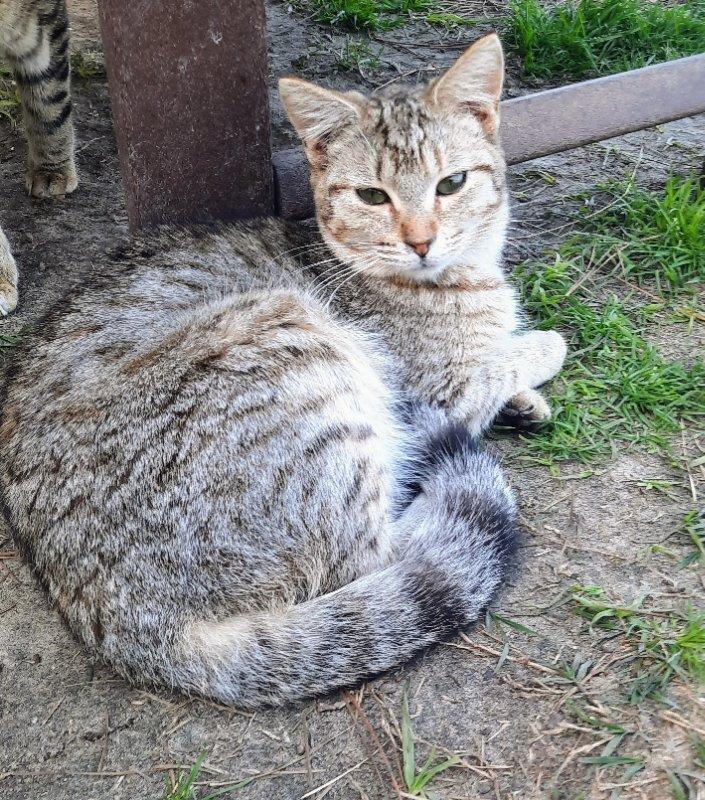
[1,2,704,799]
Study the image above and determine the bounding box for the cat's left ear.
[279,77,365,153]
[426,33,504,135]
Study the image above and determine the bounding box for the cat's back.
[0,215,402,663]
[8,217,302,376]
[0,216,313,515]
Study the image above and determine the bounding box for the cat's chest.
[332,279,516,358]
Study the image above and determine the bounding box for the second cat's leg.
[2,0,77,197]
[0,225,18,315]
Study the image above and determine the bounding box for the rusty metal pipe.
[97,0,274,229]
[274,53,705,220]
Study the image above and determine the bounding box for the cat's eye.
[436,172,467,196]
[356,187,390,206]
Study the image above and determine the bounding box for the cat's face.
[280,34,508,283]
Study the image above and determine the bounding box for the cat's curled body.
[0,35,565,707]
[1,221,517,706]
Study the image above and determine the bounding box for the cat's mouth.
[321,230,452,283]
[395,257,448,283]
[412,258,440,273]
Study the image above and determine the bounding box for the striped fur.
[1,221,517,706]
[0,0,76,314]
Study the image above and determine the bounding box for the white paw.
[0,280,18,316]
[0,242,18,316]
[524,329,568,384]
[536,329,567,364]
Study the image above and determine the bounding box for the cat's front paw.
[500,388,551,430]
[0,281,18,316]
[0,238,18,316]
[525,329,567,384]
[27,160,78,199]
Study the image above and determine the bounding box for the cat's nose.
[405,238,435,258]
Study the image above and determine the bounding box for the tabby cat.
[0,35,561,707]
[0,0,76,315]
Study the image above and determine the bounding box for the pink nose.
[406,239,434,258]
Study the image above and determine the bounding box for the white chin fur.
[404,261,447,281]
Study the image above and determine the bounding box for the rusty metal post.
[274,53,705,219]
[97,0,273,229]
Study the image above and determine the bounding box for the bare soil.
[1,2,703,799]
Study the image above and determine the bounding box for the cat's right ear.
[279,77,364,152]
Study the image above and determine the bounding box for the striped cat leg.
[3,0,77,198]
[0,225,18,315]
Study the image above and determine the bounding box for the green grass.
[402,686,459,797]
[635,479,681,499]
[294,0,484,29]
[570,585,705,703]
[0,332,23,353]
[693,736,705,768]
[294,0,437,30]
[161,756,250,800]
[505,0,705,80]
[335,38,381,72]
[578,732,644,777]
[291,34,382,76]
[668,772,689,800]
[564,699,626,734]
[0,66,20,125]
[162,760,204,800]
[515,258,705,464]
[70,51,106,80]
[512,176,705,466]
[679,509,705,568]
[580,176,705,296]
